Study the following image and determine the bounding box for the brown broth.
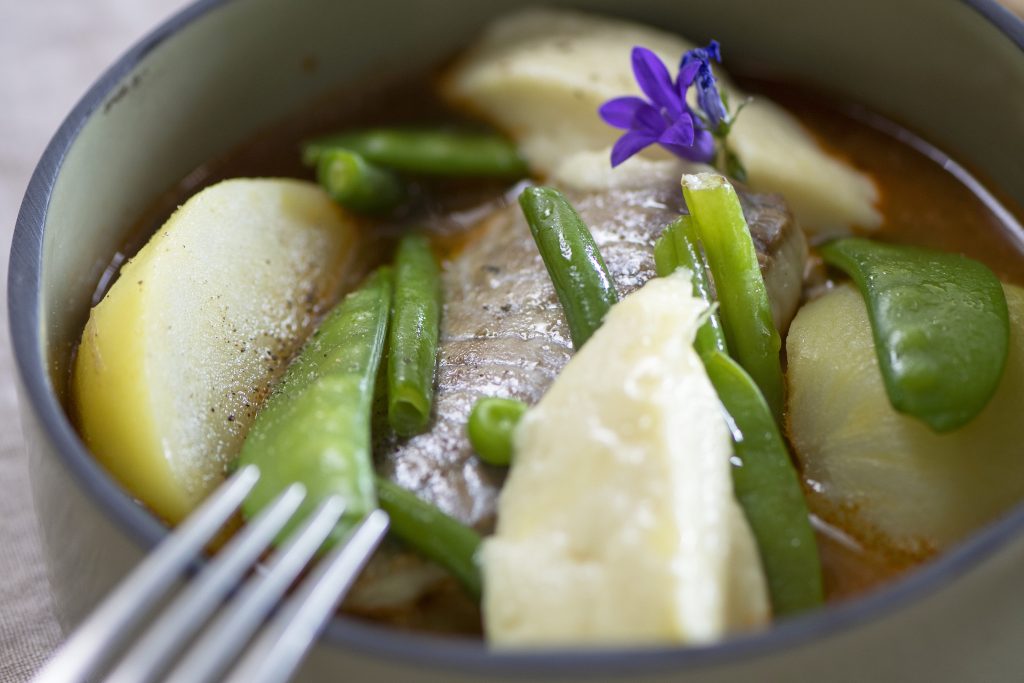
[754,80,1024,284]
[75,71,1024,625]
[749,79,1024,602]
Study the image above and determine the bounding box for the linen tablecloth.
[1,1,1022,681]
[0,3,188,680]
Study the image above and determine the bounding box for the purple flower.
[598,42,730,168]
[681,40,728,132]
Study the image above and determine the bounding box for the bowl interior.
[12,0,1024,676]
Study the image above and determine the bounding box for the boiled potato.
[483,272,768,647]
[73,179,359,523]
[443,8,880,236]
[787,283,1024,553]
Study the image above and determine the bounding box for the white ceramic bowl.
[10,1,1024,680]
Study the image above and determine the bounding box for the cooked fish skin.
[374,184,805,532]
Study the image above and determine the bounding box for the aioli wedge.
[483,272,768,646]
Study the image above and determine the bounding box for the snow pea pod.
[681,173,785,422]
[376,477,483,600]
[303,128,527,177]
[239,268,392,547]
[820,237,1009,432]
[654,215,729,358]
[387,234,442,437]
[519,186,619,348]
[703,350,824,616]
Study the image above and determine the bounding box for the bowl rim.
[8,0,1024,676]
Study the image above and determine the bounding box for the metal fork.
[31,465,389,683]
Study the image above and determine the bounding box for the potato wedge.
[787,283,1024,553]
[73,178,359,523]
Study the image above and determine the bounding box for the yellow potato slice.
[483,272,768,647]
[73,178,359,523]
[787,283,1024,553]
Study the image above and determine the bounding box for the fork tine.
[162,496,347,683]
[222,509,390,683]
[30,465,261,683]
[102,482,307,683]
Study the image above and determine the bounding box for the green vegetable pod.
[376,477,483,600]
[703,350,824,616]
[518,186,619,348]
[238,268,392,546]
[654,215,729,358]
[387,234,442,437]
[467,397,528,466]
[304,128,528,177]
[316,148,406,214]
[820,237,1010,432]
[681,172,785,422]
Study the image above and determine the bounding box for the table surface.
[1,1,1022,681]
[0,3,190,679]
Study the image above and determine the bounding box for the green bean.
[518,186,618,348]
[654,216,729,358]
[467,397,528,466]
[681,173,784,422]
[387,234,442,436]
[304,128,528,177]
[702,350,824,616]
[820,237,1009,432]
[376,476,482,600]
[316,148,405,214]
[653,226,680,279]
[239,268,392,546]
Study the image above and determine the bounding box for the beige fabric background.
[0,2,189,680]
[0,1,1021,681]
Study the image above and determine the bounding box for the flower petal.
[598,96,649,129]
[632,102,669,135]
[610,130,657,167]
[680,41,723,71]
[631,46,683,117]
[658,113,695,148]
[696,67,729,130]
[705,40,722,63]
[677,59,701,91]
[666,128,716,163]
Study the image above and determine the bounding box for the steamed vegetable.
[238,268,392,546]
[387,234,442,436]
[316,148,406,214]
[73,179,359,523]
[656,218,821,616]
[518,186,618,348]
[682,173,785,421]
[467,397,528,466]
[304,128,527,177]
[483,273,768,646]
[654,216,728,357]
[442,7,880,234]
[703,351,823,615]
[820,238,1009,432]
[376,477,483,599]
[788,283,1024,552]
